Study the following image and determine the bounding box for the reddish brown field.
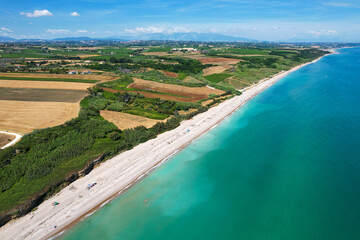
[0,73,118,82]
[198,57,240,65]
[103,87,194,102]
[125,78,224,102]
[77,54,100,59]
[160,70,179,78]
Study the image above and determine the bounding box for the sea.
[61,47,360,240]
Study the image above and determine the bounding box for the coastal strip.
[0,131,22,150]
[0,53,331,240]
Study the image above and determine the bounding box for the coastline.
[0,53,332,240]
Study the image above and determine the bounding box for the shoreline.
[0,52,332,240]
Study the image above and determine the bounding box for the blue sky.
[0,0,359,41]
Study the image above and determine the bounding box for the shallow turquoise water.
[62,48,360,240]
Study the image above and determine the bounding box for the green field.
[147,47,172,52]
[204,73,232,83]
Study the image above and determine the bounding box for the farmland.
[0,80,94,90]
[0,73,118,82]
[0,100,80,134]
[204,73,232,83]
[128,78,224,102]
[0,88,87,102]
[100,110,164,130]
[0,133,15,148]
[0,41,330,223]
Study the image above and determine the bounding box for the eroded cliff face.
[0,154,104,227]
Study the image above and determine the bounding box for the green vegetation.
[98,76,133,89]
[147,47,172,52]
[83,86,201,120]
[0,42,329,224]
[133,70,205,88]
[208,48,269,55]
[204,73,232,83]
[0,76,99,83]
[178,72,187,80]
[0,85,208,216]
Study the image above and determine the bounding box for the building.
[171,48,198,52]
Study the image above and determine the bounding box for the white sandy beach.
[0,55,329,240]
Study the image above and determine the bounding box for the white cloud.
[46,29,90,35]
[124,26,190,34]
[1,27,13,33]
[307,29,338,37]
[272,26,280,30]
[70,12,80,16]
[20,9,53,18]
[47,29,70,34]
[125,26,165,34]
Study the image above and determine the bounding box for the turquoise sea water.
[62,48,360,240]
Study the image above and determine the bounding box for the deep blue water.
[62,48,360,240]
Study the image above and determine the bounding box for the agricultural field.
[0,73,118,82]
[0,100,80,134]
[0,42,330,221]
[204,73,232,83]
[0,80,94,90]
[0,76,92,134]
[0,133,15,148]
[100,110,164,130]
[128,78,224,102]
[0,88,87,102]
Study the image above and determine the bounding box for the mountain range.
[0,33,254,42]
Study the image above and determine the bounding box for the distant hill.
[0,36,16,42]
[120,32,254,42]
[53,37,94,41]
[0,33,254,42]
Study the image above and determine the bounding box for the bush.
[88,98,110,110]
[107,102,127,112]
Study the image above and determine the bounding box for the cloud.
[20,9,53,17]
[124,26,189,34]
[46,29,90,35]
[307,29,337,37]
[1,27,13,33]
[323,2,351,7]
[125,26,165,34]
[46,29,70,34]
[70,12,80,16]
[272,26,280,30]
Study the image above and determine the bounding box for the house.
[68,70,78,74]
[171,48,198,52]
[81,71,91,74]
[118,67,131,73]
